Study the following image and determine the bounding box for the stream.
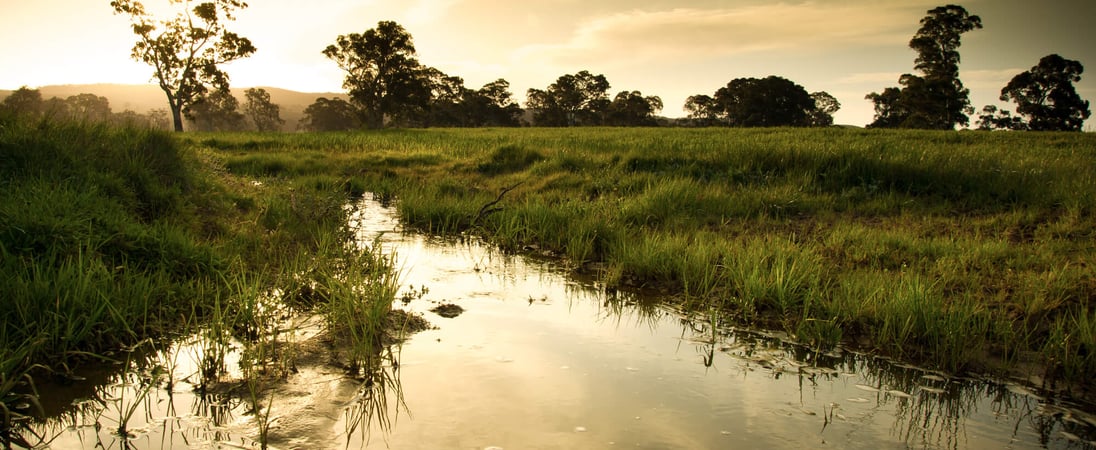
[10,195,1096,449]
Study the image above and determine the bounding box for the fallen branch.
[470,182,524,227]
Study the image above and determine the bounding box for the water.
[10,195,1096,449]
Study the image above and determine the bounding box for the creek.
[10,195,1096,449]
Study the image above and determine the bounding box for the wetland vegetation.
[2,114,1095,446]
[0,113,402,446]
[199,126,1096,389]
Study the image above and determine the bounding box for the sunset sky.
[2,0,1093,127]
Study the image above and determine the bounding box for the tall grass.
[1,117,215,372]
[0,115,402,440]
[188,127,1096,388]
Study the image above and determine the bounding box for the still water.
[12,195,1096,449]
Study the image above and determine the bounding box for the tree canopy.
[420,77,523,127]
[867,4,981,129]
[526,71,611,126]
[716,76,817,127]
[684,76,835,127]
[0,86,173,128]
[0,87,44,116]
[1000,54,1090,131]
[244,88,285,131]
[299,97,359,131]
[111,0,256,131]
[323,21,424,128]
[186,89,245,131]
[465,79,524,127]
[975,105,1025,131]
[605,91,663,126]
[809,91,841,127]
[683,94,721,127]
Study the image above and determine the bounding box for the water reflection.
[339,346,405,448]
[346,194,1096,449]
[665,304,1096,449]
[8,194,1096,449]
[6,320,405,449]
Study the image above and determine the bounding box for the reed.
[317,235,402,374]
[0,114,404,437]
[1044,308,1096,381]
[106,126,1096,388]
[283,127,1092,384]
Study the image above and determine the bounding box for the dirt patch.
[430,303,464,318]
[385,309,435,342]
[284,310,433,368]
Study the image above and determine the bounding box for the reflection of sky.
[346,197,1091,450]
[21,198,1092,448]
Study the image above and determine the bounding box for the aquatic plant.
[0,114,404,440]
[190,126,1096,387]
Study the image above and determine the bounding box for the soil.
[430,303,464,318]
[385,309,435,340]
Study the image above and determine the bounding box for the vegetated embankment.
[0,114,399,431]
[201,127,1095,398]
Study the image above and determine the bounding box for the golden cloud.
[512,2,930,67]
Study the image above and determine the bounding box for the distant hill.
[0,84,348,131]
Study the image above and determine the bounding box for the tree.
[466,79,523,127]
[714,76,816,127]
[1,86,43,116]
[43,97,69,117]
[299,97,360,131]
[323,21,425,129]
[683,94,721,126]
[111,0,256,132]
[243,88,284,131]
[1000,54,1090,131]
[65,94,113,122]
[525,88,566,126]
[147,108,172,130]
[112,109,148,127]
[526,71,611,126]
[186,89,245,131]
[809,91,841,126]
[867,4,981,129]
[605,91,663,126]
[410,67,464,127]
[975,105,1025,131]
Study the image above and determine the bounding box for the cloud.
[961,68,1023,90]
[835,71,905,85]
[835,68,1022,90]
[512,3,922,68]
[404,0,464,25]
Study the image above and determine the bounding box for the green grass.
[187,126,1096,388]
[0,114,400,435]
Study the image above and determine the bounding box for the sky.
[1,0,1094,127]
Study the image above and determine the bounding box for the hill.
[0,84,348,131]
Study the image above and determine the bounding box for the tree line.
[864,5,1089,131]
[0,86,285,132]
[271,19,840,131]
[25,1,1085,132]
[0,87,170,128]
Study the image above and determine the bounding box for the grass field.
[195,127,1096,389]
[2,120,1093,427]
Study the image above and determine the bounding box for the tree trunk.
[171,106,184,132]
[162,89,185,132]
